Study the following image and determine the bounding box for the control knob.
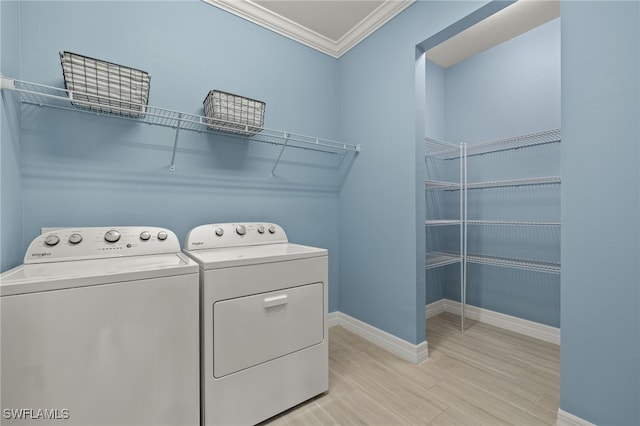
[68,233,83,245]
[268,225,276,234]
[104,230,121,243]
[257,225,265,234]
[44,235,60,247]
[157,231,168,241]
[236,225,246,236]
[140,231,151,241]
[215,228,224,237]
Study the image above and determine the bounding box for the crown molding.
[334,0,414,57]
[202,0,414,58]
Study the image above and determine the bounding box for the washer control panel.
[24,227,181,264]
[184,223,288,250]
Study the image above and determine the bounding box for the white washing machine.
[183,222,328,426]
[0,227,200,426]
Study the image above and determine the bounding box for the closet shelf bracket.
[270,133,290,177]
[169,113,183,172]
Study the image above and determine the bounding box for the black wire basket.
[60,51,151,118]
[203,90,265,136]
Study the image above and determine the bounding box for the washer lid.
[0,253,198,296]
[183,242,327,269]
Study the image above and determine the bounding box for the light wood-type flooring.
[264,312,560,425]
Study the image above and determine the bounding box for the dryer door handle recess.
[263,294,288,308]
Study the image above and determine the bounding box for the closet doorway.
[419,0,561,342]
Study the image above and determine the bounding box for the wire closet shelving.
[0,76,361,173]
[424,129,561,332]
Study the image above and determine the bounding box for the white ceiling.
[426,0,560,68]
[202,0,560,63]
[202,0,414,58]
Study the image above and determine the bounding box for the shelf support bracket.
[0,76,16,90]
[169,113,183,172]
[270,133,290,177]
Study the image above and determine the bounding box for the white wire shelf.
[466,253,560,274]
[1,76,361,172]
[425,179,461,191]
[425,253,462,269]
[465,128,561,157]
[425,220,461,226]
[466,220,561,227]
[429,252,560,274]
[466,176,561,189]
[424,129,561,333]
[428,129,561,160]
[425,136,460,159]
[429,176,561,191]
[427,220,559,227]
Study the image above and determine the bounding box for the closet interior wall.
[425,17,561,329]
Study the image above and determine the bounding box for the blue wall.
[425,60,446,140]
[337,1,488,345]
[7,0,347,311]
[430,18,562,327]
[1,0,23,272]
[6,7,640,425]
[425,59,453,306]
[444,18,561,143]
[561,1,639,424]
[2,0,495,340]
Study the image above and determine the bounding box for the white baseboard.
[426,299,560,345]
[328,311,428,364]
[328,299,558,365]
[327,311,341,328]
[556,409,596,426]
[425,299,447,318]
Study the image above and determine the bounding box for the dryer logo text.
[31,252,52,257]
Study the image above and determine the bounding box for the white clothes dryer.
[183,222,328,426]
[0,227,199,426]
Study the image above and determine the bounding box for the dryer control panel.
[184,223,288,251]
[24,227,181,264]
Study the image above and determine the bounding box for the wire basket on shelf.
[203,90,265,136]
[60,51,151,118]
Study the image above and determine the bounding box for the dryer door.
[213,282,324,377]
